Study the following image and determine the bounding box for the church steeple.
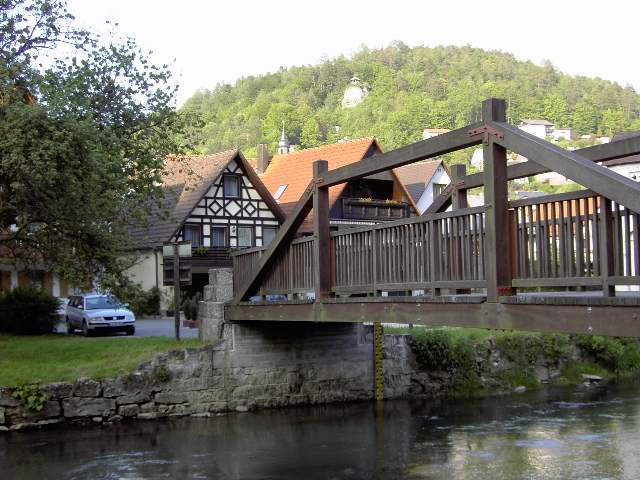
[277,120,290,154]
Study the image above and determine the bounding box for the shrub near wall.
[0,287,59,335]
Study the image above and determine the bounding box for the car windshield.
[85,296,123,310]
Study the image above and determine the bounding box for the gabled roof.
[602,132,640,167]
[259,137,380,218]
[128,150,284,250]
[258,137,415,231]
[394,160,446,205]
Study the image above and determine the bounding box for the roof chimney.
[257,143,271,173]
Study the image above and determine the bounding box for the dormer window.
[274,184,288,201]
[223,174,240,198]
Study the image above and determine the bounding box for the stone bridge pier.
[197,268,412,407]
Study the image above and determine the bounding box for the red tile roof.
[394,160,444,205]
[259,138,380,228]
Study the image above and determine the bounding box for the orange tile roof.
[259,138,381,229]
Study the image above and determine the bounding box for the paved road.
[56,318,199,338]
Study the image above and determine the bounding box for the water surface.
[2,383,640,479]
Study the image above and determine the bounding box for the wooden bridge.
[227,99,640,337]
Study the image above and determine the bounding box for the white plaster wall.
[519,124,548,139]
[609,163,640,182]
[416,165,451,214]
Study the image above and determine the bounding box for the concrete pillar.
[199,268,233,341]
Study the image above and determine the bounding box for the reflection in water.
[1,383,640,479]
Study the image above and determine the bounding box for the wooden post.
[313,160,331,300]
[450,163,468,210]
[599,197,616,297]
[482,98,513,302]
[173,243,181,341]
[450,164,468,294]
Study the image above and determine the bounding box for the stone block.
[139,402,155,413]
[118,404,140,417]
[154,391,188,404]
[45,382,73,399]
[7,401,61,423]
[207,268,233,302]
[73,378,102,397]
[199,302,225,341]
[116,392,150,405]
[0,407,4,424]
[0,388,19,407]
[62,398,115,417]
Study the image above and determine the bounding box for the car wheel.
[125,326,135,336]
[66,318,74,335]
[82,320,91,337]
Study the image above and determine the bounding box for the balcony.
[341,197,411,221]
[164,247,233,268]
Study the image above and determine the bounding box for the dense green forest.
[180,43,640,158]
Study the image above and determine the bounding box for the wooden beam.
[224,301,640,337]
[232,186,314,302]
[482,99,513,301]
[313,160,331,299]
[462,135,640,189]
[450,164,468,210]
[317,122,484,189]
[492,123,640,213]
[423,184,453,214]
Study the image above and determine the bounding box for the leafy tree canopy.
[180,43,640,157]
[0,0,186,287]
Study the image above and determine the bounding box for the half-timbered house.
[127,150,284,300]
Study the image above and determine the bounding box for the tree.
[0,0,185,287]
[300,117,322,148]
[600,108,628,137]
[572,99,599,134]
[543,94,570,127]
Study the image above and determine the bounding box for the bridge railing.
[232,237,315,297]
[510,190,640,290]
[333,206,487,295]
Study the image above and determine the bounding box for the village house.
[254,136,419,232]
[127,150,284,300]
[603,132,640,181]
[393,159,451,214]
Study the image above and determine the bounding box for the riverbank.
[0,334,205,387]
[1,325,639,432]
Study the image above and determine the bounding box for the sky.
[68,0,639,107]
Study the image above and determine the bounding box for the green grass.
[0,335,205,387]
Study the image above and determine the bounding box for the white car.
[65,294,135,336]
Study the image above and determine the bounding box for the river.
[1,382,640,479]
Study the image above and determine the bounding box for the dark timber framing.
[230,98,640,338]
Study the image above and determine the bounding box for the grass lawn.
[0,334,205,387]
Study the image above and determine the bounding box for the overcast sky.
[68,0,639,106]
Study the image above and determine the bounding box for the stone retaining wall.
[0,324,414,431]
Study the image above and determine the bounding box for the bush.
[182,292,201,321]
[576,335,640,376]
[109,281,161,317]
[0,287,60,335]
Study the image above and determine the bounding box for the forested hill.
[180,43,640,157]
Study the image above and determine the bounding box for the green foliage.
[576,335,640,376]
[0,286,59,335]
[409,328,482,396]
[494,332,571,366]
[0,0,188,287]
[13,383,49,411]
[557,361,611,385]
[105,278,160,317]
[180,44,639,157]
[181,292,201,321]
[151,365,171,383]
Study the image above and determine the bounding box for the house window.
[183,224,202,247]
[263,227,277,245]
[238,226,253,248]
[223,175,240,198]
[273,184,288,201]
[433,183,446,198]
[212,226,227,248]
